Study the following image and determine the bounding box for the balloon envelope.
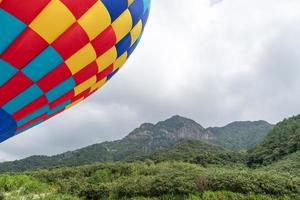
[0,0,150,143]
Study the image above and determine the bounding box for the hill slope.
[0,116,211,172]
[146,139,244,165]
[0,116,271,172]
[208,121,273,151]
[248,115,300,167]
[263,150,300,176]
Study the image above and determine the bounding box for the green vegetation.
[0,174,79,199]
[208,121,273,151]
[142,140,245,166]
[0,116,272,173]
[262,150,300,176]
[0,115,299,199]
[0,162,299,200]
[248,115,300,167]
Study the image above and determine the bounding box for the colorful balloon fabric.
[0,0,150,143]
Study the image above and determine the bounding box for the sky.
[1,0,300,161]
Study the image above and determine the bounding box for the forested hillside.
[263,151,300,176]
[0,116,272,172]
[248,115,300,167]
[140,139,245,165]
[208,121,273,150]
[0,115,300,199]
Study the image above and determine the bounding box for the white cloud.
[210,0,223,7]
[1,0,300,161]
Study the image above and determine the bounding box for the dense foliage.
[143,140,245,166]
[262,150,300,176]
[0,162,298,200]
[0,115,299,199]
[208,121,273,151]
[248,115,300,167]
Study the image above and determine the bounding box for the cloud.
[1,0,300,161]
[210,0,223,7]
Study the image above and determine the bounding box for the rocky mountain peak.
[126,115,212,142]
[159,115,205,129]
[139,123,155,129]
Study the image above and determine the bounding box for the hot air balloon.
[0,0,150,143]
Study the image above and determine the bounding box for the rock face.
[126,115,213,146]
[125,116,273,152]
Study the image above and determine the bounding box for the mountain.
[0,116,211,172]
[108,115,213,160]
[0,115,298,199]
[142,139,245,165]
[0,115,271,172]
[247,115,300,167]
[208,121,273,151]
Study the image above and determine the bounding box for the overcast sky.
[1,0,300,161]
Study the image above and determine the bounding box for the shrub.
[79,183,112,200]
[197,169,300,196]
